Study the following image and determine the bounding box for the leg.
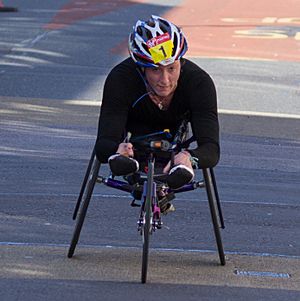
[202,168,226,266]
[68,158,101,258]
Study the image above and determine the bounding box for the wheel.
[72,148,96,220]
[203,168,226,266]
[209,168,225,229]
[67,159,100,258]
[141,160,154,283]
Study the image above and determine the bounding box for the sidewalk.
[1,244,299,290]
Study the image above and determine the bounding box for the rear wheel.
[68,159,100,258]
[203,168,226,265]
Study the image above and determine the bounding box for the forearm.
[95,138,119,163]
[188,142,220,168]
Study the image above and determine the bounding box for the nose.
[159,69,169,84]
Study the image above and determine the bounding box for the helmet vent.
[141,43,150,53]
[172,33,178,56]
[147,19,155,27]
[137,26,153,41]
[158,18,169,32]
[145,28,153,40]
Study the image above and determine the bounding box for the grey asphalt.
[0,1,300,300]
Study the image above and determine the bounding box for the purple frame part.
[100,177,200,195]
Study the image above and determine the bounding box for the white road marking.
[0,192,298,207]
[0,241,299,260]
[219,109,300,119]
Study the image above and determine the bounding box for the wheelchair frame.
[67,141,226,283]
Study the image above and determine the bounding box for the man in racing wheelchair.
[95,15,220,214]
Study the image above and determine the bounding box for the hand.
[163,150,192,174]
[116,142,134,157]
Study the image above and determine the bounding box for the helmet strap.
[136,67,176,111]
[136,67,158,96]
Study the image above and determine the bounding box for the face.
[144,60,181,97]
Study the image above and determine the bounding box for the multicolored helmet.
[128,15,188,68]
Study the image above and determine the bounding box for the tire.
[141,160,154,283]
[68,159,100,258]
[72,148,96,220]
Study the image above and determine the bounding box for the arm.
[95,68,130,163]
[163,68,219,173]
[188,74,220,168]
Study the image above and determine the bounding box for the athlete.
[95,15,220,210]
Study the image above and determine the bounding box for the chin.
[155,90,171,97]
[157,93,169,97]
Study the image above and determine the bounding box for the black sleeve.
[95,68,130,163]
[186,72,220,168]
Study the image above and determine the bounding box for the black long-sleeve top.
[95,57,220,168]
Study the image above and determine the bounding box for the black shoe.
[161,203,176,215]
[158,200,176,215]
[108,154,139,176]
[166,165,194,190]
[158,192,175,215]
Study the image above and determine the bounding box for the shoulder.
[106,57,139,81]
[178,59,216,94]
[180,59,213,82]
[102,58,144,106]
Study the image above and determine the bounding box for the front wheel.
[141,160,154,284]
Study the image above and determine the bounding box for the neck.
[148,90,174,110]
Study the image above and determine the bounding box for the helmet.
[128,15,188,68]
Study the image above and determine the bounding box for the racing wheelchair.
[67,119,225,284]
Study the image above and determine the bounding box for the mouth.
[157,85,170,90]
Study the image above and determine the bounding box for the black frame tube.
[72,147,96,220]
